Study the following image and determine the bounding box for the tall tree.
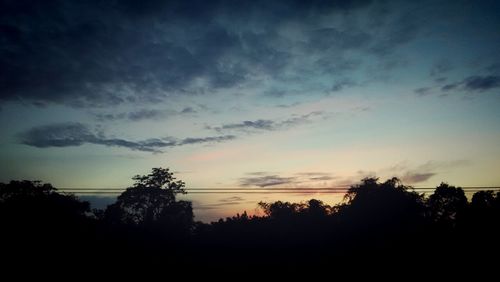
[427,183,467,227]
[104,168,193,230]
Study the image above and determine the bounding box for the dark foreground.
[1,170,499,274]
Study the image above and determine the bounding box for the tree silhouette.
[258,200,301,220]
[427,182,467,227]
[471,190,496,210]
[468,190,500,235]
[104,168,193,231]
[0,180,90,223]
[338,177,426,227]
[0,180,92,266]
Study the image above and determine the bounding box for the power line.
[57,186,500,195]
[56,186,500,190]
[68,191,353,194]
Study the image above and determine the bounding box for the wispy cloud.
[388,160,471,184]
[401,172,436,184]
[245,172,271,176]
[216,196,246,206]
[238,171,337,188]
[294,172,336,181]
[95,107,197,122]
[441,75,500,93]
[275,102,301,108]
[180,107,197,114]
[209,111,324,133]
[330,79,357,92]
[309,176,336,181]
[441,83,458,92]
[463,75,500,91]
[95,109,165,122]
[414,87,432,96]
[180,135,235,145]
[239,175,297,187]
[238,160,471,189]
[216,120,275,131]
[415,160,471,172]
[18,123,235,153]
[294,172,332,177]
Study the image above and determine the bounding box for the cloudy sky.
[1,0,500,221]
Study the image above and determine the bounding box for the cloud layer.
[1,0,427,108]
[19,123,235,153]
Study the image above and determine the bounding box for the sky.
[1,0,500,222]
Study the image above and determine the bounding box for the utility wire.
[57,186,500,194]
[56,186,500,190]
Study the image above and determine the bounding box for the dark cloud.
[179,135,236,145]
[279,111,324,127]
[275,102,301,108]
[401,172,436,184]
[95,109,166,122]
[353,106,371,112]
[414,87,432,96]
[210,111,324,133]
[19,123,92,148]
[94,113,126,122]
[193,197,253,214]
[331,80,357,92]
[263,89,288,98]
[396,160,470,184]
[238,171,337,187]
[95,107,197,122]
[219,196,244,203]
[441,83,458,92]
[293,172,336,181]
[127,109,166,121]
[18,122,235,153]
[239,175,297,187]
[440,75,500,93]
[463,75,500,91]
[217,119,275,131]
[180,107,197,114]
[192,197,247,211]
[294,172,332,177]
[214,196,246,206]
[0,0,427,107]
[309,176,336,181]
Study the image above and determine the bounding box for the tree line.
[1,168,499,271]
